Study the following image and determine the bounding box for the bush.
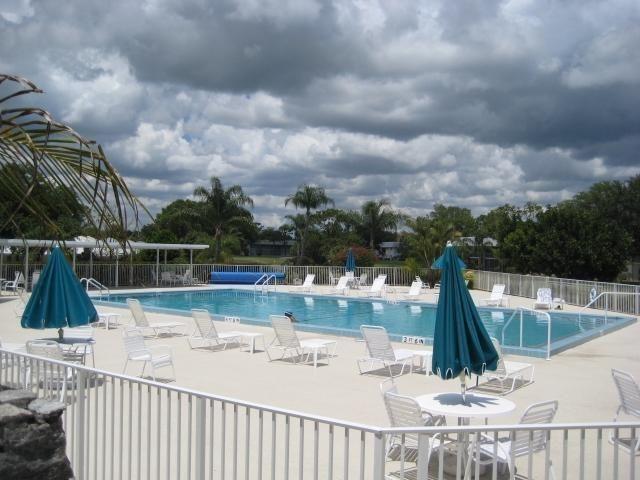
[329,245,377,267]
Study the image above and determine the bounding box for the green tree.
[359,199,402,250]
[193,176,254,262]
[0,74,143,241]
[284,184,333,260]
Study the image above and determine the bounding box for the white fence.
[1,349,638,480]
[3,262,639,314]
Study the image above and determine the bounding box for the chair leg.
[123,358,129,375]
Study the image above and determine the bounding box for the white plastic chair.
[26,339,77,400]
[62,325,96,366]
[1,271,25,293]
[266,315,336,367]
[358,325,429,377]
[332,276,350,295]
[534,288,553,309]
[480,284,507,307]
[611,369,640,455]
[291,274,315,292]
[475,400,558,477]
[479,338,535,395]
[188,309,244,350]
[122,328,175,381]
[361,275,387,298]
[127,298,185,337]
[401,280,423,300]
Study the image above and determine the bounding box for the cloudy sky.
[1,0,639,226]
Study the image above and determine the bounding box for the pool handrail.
[578,291,640,325]
[501,306,552,360]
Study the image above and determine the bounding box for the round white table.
[415,392,515,420]
[414,392,515,479]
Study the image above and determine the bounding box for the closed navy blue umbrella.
[431,242,498,400]
[345,248,356,272]
[21,246,98,340]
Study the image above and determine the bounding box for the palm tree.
[360,199,401,250]
[284,184,333,259]
[0,74,143,241]
[193,176,254,261]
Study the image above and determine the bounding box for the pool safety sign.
[402,335,426,344]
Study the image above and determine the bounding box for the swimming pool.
[103,289,635,357]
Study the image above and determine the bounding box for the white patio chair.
[611,369,640,455]
[188,309,244,350]
[122,328,175,381]
[331,276,350,295]
[400,280,423,300]
[62,325,96,366]
[160,271,175,286]
[26,339,77,401]
[478,338,535,395]
[357,325,429,377]
[291,274,315,292]
[357,273,368,288]
[266,315,336,367]
[480,284,507,307]
[383,390,452,472]
[328,270,338,286]
[127,298,186,337]
[474,400,558,478]
[30,270,41,290]
[1,271,25,293]
[534,287,553,310]
[360,274,387,298]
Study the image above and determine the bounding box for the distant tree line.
[2,164,638,282]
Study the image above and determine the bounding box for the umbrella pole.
[459,371,467,404]
[58,328,64,341]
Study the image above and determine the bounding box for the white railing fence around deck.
[1,349,638,480]
[2,262,639,314]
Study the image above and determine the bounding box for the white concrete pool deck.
[0,284,638,428]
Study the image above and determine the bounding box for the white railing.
[502,307,552,360]
[473,270,640,315]
[80,277,111,297]
[1,348,638,480]
[578,292,640,324]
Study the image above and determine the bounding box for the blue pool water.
[104,289,635,357]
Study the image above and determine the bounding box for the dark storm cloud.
[1,0,639,224]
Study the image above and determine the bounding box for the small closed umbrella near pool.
[21,246,98,341]
[345,247,356,273]
[431,242,498,402]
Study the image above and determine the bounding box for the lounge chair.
[400,280,423,300]
[611,369,640,454]
[266,315,336,367]
[359,274,387,298]
[477,338,535,395]
[291,274,315,292]
[480,284,507,307]
[188,309,244,350]
[1,271,25,294]
[331,276,350,295]
[474,400,558,477]
[358,325,430,377]
[382,389,452,476]
[127,298,186,337]
[122,328,175,381]
[534,287,553,310]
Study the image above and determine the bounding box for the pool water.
[105,289,634,357]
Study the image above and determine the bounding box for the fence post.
[372,431,386,480]
[75,369,87,479]
[194,397,206,480]
[417,433,430,478]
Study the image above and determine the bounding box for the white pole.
[24,245,29,291]
[156,249,160,286]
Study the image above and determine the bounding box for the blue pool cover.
[210,271,286,284]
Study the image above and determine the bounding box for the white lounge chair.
[401,280,423,300]
[266,315,336,367]
[331,276,350,295]
[291,274,315,292]
[127,298,186,337]
[358,325,430,377]
[534,287,553,310]
[478,338,535,395]
[382,390,452,473]
[1,271,25,293]
[611,369,640,455]
[122,328,175,381]
[188,309,244,350]
[474,400,558,477]
[480,284,507,307]
[360,274,387,298]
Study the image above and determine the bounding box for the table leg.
[313,348,318,368]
